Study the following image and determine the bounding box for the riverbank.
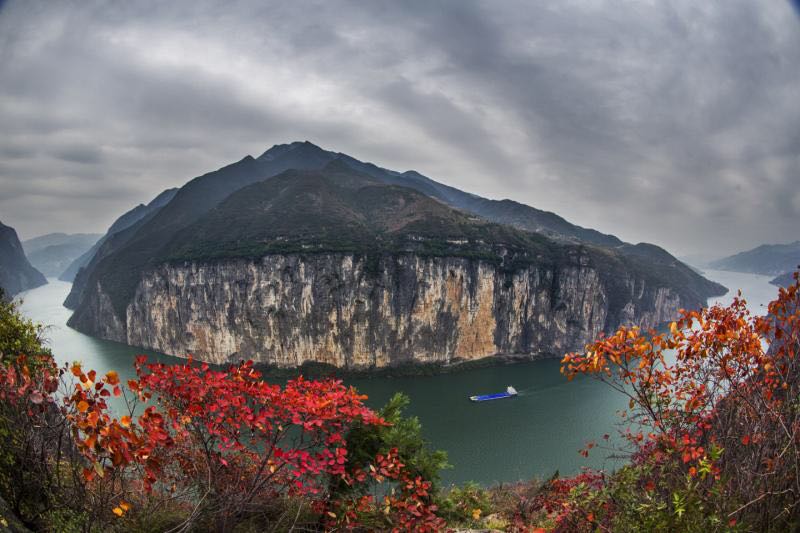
[257,352,548,380]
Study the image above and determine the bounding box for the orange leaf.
[77,401,89,413]
[105,370,120,385]
[120,416,132,428]
[112,507,124,517]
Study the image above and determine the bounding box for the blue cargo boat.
[470,386,518,402]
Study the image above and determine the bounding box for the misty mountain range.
[710,241,800,286]
[22,233,102,278]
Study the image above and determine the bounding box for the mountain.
[771,271,797,288]
[0,221,47,298]
[66,141,713,305]
[59,188,178,284]
[678,253,717,269]
[62,144,344,303]
[67,150,725,368]
[710,241,800,276]
[331,150,623,246]
[22,233,102,277]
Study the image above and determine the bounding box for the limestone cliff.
[69,253,685,368]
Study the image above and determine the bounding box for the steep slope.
[710,242,800,276]
[60,188,178,284]
[165,162,554,264]
[63,141,336,306]
[333,153,622,246]
[22,233,101,277]
[69,164,724,368]
[0,221,46,298]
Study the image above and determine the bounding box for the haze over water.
[17,268,777,486]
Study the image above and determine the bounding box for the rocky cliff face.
[0,221,46,298]
[69,253,683,368]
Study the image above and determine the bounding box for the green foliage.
[0,292,48,361]
[438,482,493,527]
[38,508,89,533]
[558,463,745,533]
[109,502,191,533]
[335,393,450,497]
[0,294,54,531]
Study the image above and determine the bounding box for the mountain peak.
[257,140,326,161]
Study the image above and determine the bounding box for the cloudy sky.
[1,0,798,257]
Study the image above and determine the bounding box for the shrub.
[539,271,800,532]
[0,292,446,531]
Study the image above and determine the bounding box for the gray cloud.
[0,0,798,257]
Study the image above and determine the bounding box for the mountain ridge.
[22,233,101,278]
[710,241,800,277]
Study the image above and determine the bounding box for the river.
[16,268,777,486]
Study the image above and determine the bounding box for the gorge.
[17,268,774,486]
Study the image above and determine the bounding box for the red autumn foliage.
[545,271,800,531]
[64,356,444,531]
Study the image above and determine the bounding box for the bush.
[535,270,800,532]
[0,293,447,532]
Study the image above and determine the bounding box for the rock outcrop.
[71,253,685,368]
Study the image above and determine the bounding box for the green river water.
[17,269,777,486]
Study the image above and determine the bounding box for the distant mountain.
[710,242,800,276]
[0,221,46,298]
[65,145,726,368]
[60,187,178,285]
[22,233,101,277]
[678,253,717,270]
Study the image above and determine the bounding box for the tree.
[546,271,800,531]
[67,357,445,531]
[331,392,450,529]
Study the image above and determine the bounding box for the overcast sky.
[1,1,798,257]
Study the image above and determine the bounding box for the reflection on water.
[16,271,779,486]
